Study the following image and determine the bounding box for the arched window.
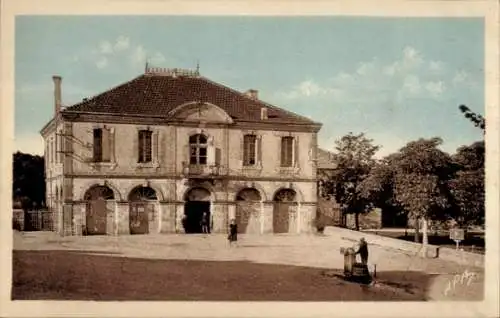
[189,134,208,165]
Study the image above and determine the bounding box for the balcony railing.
[181,162,227,177]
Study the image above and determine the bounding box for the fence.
[13,209,55,232]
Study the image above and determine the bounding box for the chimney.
[52,75,62,115]
[261,107,268,120]
[245,89,258,100]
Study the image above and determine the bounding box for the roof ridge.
[198,76,319,125]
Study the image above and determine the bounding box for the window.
[243,134,257,166]
[189,134,208,165]
[93,128,111,163]
[138,130,153,163]
[93,129,103,162]
[281,136,294,167]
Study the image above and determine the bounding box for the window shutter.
[58,131,64,163]
[257,135,262,165]
[207,136,215,166]
[240,135,245,166]
[102,127,111,162]
[153,131,159,164]
[137,131,142,163]
[215,148,221,166]
[294,136,299,168]
[110,128,115,163]
[183,144,189,165]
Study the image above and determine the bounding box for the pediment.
[169,102,234,124]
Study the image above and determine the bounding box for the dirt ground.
[11,231,484,301]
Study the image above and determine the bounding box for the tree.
[448,141,485,228]
[390,138,454,252]
[358,154,405,227]
[459,105,485,131]
[326,132,380,230]
[13,152,45,209]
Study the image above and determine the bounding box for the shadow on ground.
[12,250,432,301]
[374,232,485,254]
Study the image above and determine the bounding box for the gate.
[129,202,154,235]
[86,199,108,235]
[273,189,297,234]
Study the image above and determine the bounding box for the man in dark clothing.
[356,237,369,265]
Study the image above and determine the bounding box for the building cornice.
[60,111,322,133]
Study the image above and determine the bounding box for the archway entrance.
[128,186,158,235]
[273,189,297,234]
[183,187,211,234]
[235,188,261,234]
[84,185,115,235]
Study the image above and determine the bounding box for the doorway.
[183,187,211,234]
[184,201,211,233]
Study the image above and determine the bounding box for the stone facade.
[40,69,322,236]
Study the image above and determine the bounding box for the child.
[228,218,238,246]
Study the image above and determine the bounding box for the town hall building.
[40,67,323,236]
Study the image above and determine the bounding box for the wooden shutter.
[215,148,221,166]
[58,131,64,163]
[153,131,159,164]
[101,127,111,162]
[239,135,244,167]
[294,136,299,168]
[207,136,215,166]
[183,144,189,165]
[137,130,143,163]
[257,135,262,165]
[93,129,102,162]
[144,131,152,162]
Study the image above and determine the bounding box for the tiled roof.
[317,148,338,170]
[64,72,318,125]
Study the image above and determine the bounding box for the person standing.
[201,211,209,234]
[355,237,369,265]
[228,218,238,246]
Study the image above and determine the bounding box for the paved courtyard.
[12,231,484,301]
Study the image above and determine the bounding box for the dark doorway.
[184,201,210,233]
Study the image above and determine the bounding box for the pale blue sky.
[15,16,484,157]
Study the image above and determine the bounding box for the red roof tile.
[64,72,319,125]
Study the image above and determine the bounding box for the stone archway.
[83,185,115,235]
[273,189,297,234]
[183,187,211,234]
[235,188,262,234]
[128,186,158,235]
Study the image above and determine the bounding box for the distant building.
[40,67,323,236]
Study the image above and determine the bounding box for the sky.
[15,16,484,157]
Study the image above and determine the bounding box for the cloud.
[425,81,445,97]
[72,36,167,70]
[452,70,468,85]
[429,60,444,72]
[99,41,114,54]
[114,35,130,52]
[131,45,147,65]
[276,46,455,104]
[95,57,109,69]
[15,133,44,155]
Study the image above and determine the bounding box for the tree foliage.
[359,138,454,241]
[325,132,380,230]
[459,104,485,131]
[447,141,485,227]
[13,152,45,209]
